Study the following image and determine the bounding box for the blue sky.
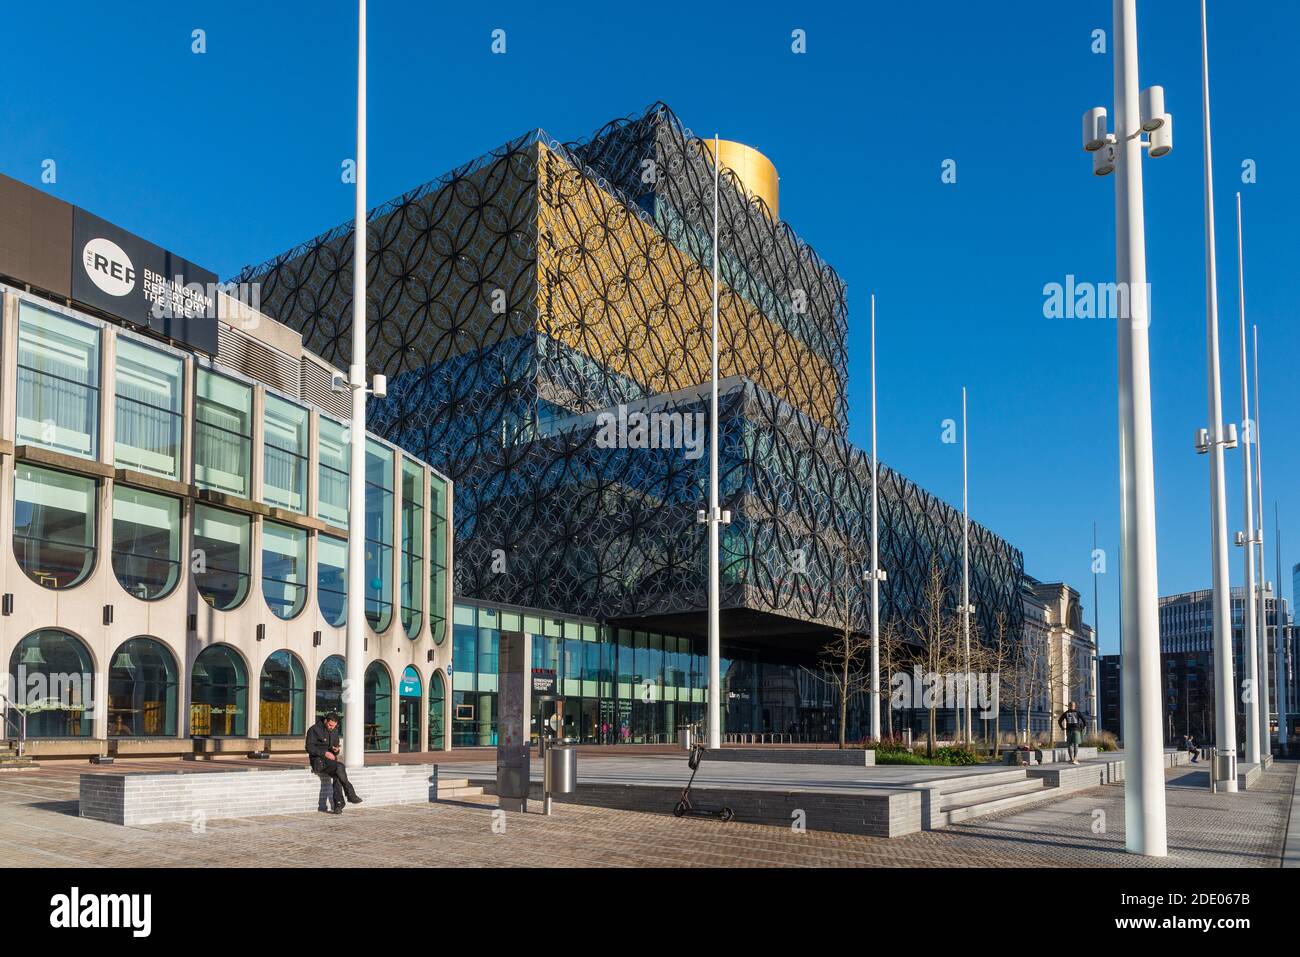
[4,0,1297,653]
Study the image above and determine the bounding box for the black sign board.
[71,209,218,355]
[531,669,557,696]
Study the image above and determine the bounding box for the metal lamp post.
[869,294,884,741]
[1080,0,1171,853]
[960,387,972,745]
[344,0,369,769]
[1250,321,1271,754]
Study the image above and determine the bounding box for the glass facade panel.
[365,662,392,752]
[262,394,308,512]
[262,522,307,619]
[114,338,183,479]
[259,650,306,736]
[365,439,394,632]
[13,464,97,589]
[6,629,95,737]
[107,637,178,737]
[15,302,100,459]
[317,534,347,627]
[111,485,181,600]
[317,417,348,526]
[400,459,424,637]
[193,505,251,611]
[429,475,448,643]
[194,370,253,496]
[190,645,248,736]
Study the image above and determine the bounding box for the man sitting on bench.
[306,712,363,814]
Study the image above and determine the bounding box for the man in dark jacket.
[306,712,363,813]
[1058,701,1086,765]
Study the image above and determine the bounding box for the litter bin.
[1213,750,1236,792]
[543,744,577,815]
[679,726,693,750]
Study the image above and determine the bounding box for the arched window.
[400,459,424,637]
[365,661,392,752]
[111,486,181,600]
[365,440,394,632]
[429,475,448,643]
[259,650,306,736]
[13,464,97,589]
[107,637,178,736]
[428,670,446,751]
[7,629,94,737]
[193,505,250,611]
[316,655,345,722]
[398,665,421,752]
[190,645,248,737]
[263,522,307,619]
[317,534,347,627]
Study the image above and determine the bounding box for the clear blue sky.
[4,1,1297,654]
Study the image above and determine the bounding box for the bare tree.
[816,567,873,749]
[879,617,907,740]
[907,559,966,757]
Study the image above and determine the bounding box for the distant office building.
[1157,586,1290,746]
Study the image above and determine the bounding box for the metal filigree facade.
[237,103,1023,648]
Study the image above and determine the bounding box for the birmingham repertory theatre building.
[1,103,1026,756]
[237,103,1025,747]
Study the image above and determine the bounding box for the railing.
[1,691,26,759]
[722,732,794,745]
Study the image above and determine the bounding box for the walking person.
[1058,700,1086,765]
[306,712,363,814]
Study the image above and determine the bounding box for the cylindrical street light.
[1194,0,1245,786]
[705,134,724,750]
[344,0,368,769]
[1106,0,1169,853]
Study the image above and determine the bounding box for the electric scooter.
[672,743,735,821]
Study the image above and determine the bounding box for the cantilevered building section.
[239,104,1024,737]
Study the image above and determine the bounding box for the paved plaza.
[0,755,1294,868]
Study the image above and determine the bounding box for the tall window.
[194,370,252,497]
[193,506,251,611]
[263,395,308,512]
[316,655,345,721]
[107,637,178,737]
[111,486,182,600]
[429,474,449,643]
[7,629,95,737]
[317,534,347,626]
[15,302,100,459]
[400,459,424,637]
[365,661,392,752]
[114,338,184,479]
[398,666,422,752]
[259,650,306,736]
[13,464,97,589]
[428,670,446,750]
[262,522,307,619]
[317,417,349,526]
[190,645,248,736]
[365,439,394,632]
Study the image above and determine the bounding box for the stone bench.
[79,764,439,826]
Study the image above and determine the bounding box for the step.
[939,776,1048,810]
[945,781,1056,826]
[929,768,1030,794]
[438,785,485,799]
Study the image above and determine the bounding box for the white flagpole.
[1233,191,1260,768]
[706,134,722,750]
[869,294,881,741]
[344,0,368,769]
[1252,322,1270,751]
[962,386,971,744]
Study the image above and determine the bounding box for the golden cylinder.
[702,139,779,219]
